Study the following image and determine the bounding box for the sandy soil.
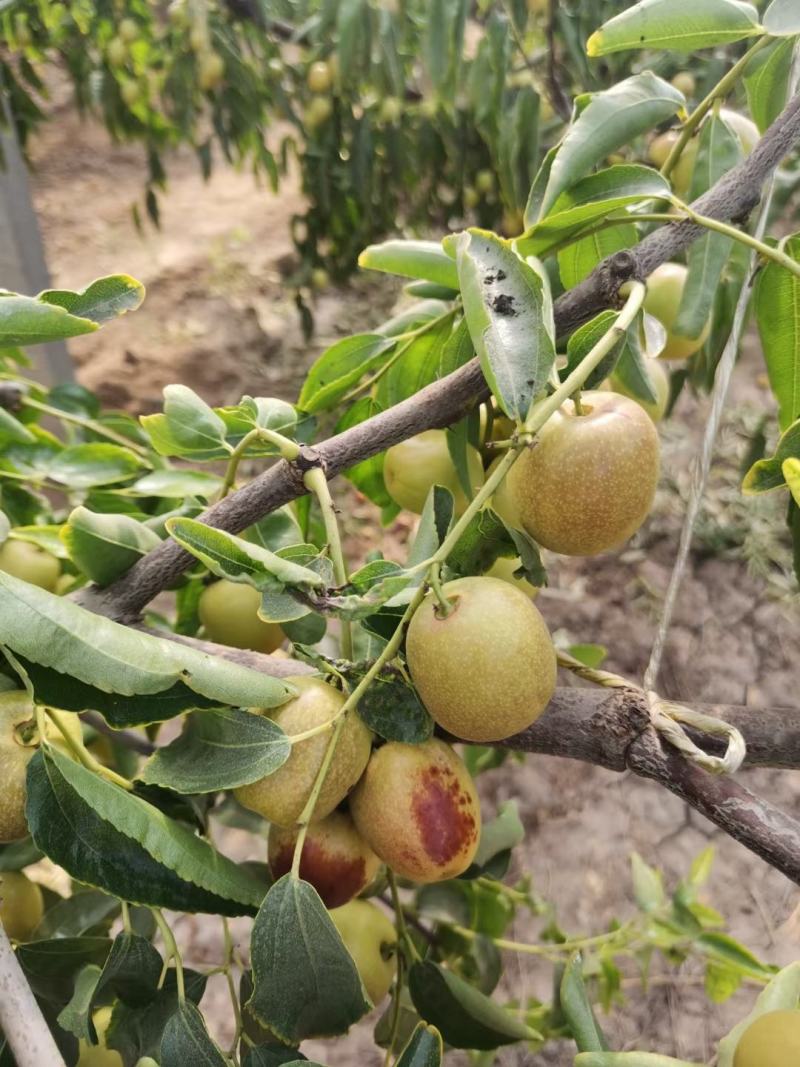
[25,105,800,1065]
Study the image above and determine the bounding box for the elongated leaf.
[0,293,98,347]
[455,230,555,421]
[33,890,119,940]
[763,0,800,34]
[166,518,324,589]
[397,1022,444,1066]
[755,233,800,429]
[248,876,370,1042]
[558,223,638,290]
[586,0,762,56]
[560,954,609,1052]
[408,960,540,1049]
[530,73,685,222]
[161,1002,228,1066]
[12,443,146,489]
[744,37,795,132]
[26,748,265,915]
[39,275,145,324]
[785,457,800,505]
[717,962,800,1065]
[359,240,460,289]
[742,419,800,492]
[522,166,669,256]
[675,115,741,337]
[15,937,112,1003]
[107,969,207,1064]
[131,470,223,499]
[613,318,661,404]
[0,406,36,444]
[138,708,291,793]
[379,316,454,407]
[0,570,294,712]
[631,853,665,911]
[140,385,230,460]
[63,507,162,586]
[334,397,395,512]
[298,334,394,413]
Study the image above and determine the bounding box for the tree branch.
[0,923,66,1067]
[75,90,800,623]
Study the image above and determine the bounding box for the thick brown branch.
[76,91,800,622]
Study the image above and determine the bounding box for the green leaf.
[742,419,800,492]
[705,960,742,1003]
[521,165,669,256]
[755,233,800,429]
[359,239,460,289]
[396,1022,444,1066]
[0,838,43,871]
[558,223,638,290]
[247,508,305,553]
[716,961,800,1067]
[567,644,608,669]
[248,876,371,1043]
[613,319,661,404]
[564,311,623,388]
[15,936,111,1003]
[63,507,162,586]
[455,230,555,421]
[688,845,715,887]
[530,73,685,222]
[785,457,800,506]
[56,964,102,1041]
[586,0,762,55]
[0,292,98,347]
[355,675,433,743]
[92,931,164,1008]
[763,0,800,34]
[166,517,324,589]
[631,853,665,911]
[408,960,540,1050]
[161,1002,228,1066]
[675,115,741,338]
[33,889,119,940]
[21,443,146,489]
[140,385,230,460]
[39,275,145,324]
[0,571,295,717]
[107,969,207,1064]
[560,953,609,1052]
[131,469,223,499]
[379,315,454,407]
[744,37,795,132]
[138,707,291,794]
[26,748,265,915]
[696,932,772,979]
[0,406,36,445]
[462,800,524,879]
[335,397,395,512]
[298,334,394,413]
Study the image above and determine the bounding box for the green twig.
[290,712,348,877]
[20,396,151,456]
[153,909,186,1004]
[219,427,300,499]
[303,466,353,661]
[42,707,134,791]
[221,917,244,1057]
[387,869,420,963]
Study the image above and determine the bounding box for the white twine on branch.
[647,692,747,774]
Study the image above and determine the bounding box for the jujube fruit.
[198,579,284,653]
[350,738,480,883]
[670,72,696,97]
[198,51,225,90]
[106,36,127,66]
[485,555,539,597]
[606,358,670,423]
[307,60,333,93]
[329,899,397,1004]
[644,262,711,361]
[384,429,484,515]
[305,95,333,128]
[268,809,380,907]
[733,1010,800,1067]
[0,870,44,941]
[77,1006,123,1067]
[234,677,372,827]
[406,576,555,742]
[507,390,660,556]
[118,18,138,43]
[0,539,61,591]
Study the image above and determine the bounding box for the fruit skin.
[234,677,372,828]
[350,738,481,883]
[0,870,44,941]
[308,60,333,93]
[670,71,696,97]
[406,576,555,743]
[486,455,522,529]
[268,810,380,908]
[485,555,539,598]
[0,539,61,591]
[720,107,759,155]
[118,18,138,43]
[198,580,284,653]
[305,95,333,128]
[606,358,671,423]
[644,262,711,361]
[508,390,660,556]
[77,1006,123,1067]
[329,899,397,1004]
[733,1010,800,1067]
[106,36,127,66]
[384,430,484,516]
[475,169,495,195]
[199,51,224,90]
[647,131,696,198]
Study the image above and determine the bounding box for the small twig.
[303,466,352,660]
[0,922,67,1067]
[153,910,185,1003]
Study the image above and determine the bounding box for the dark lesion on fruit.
[490,293,517,316]
[412,766,477,864]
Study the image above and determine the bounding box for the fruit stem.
[291,711,349,878]
[660,36,771,180]
[42,706,135,791]
[387,869,421,963]
[153,909,186,1004]
[20,396,151,457]
[428,562,454,617]
[382,950,405,1067]
[121,900,132,934]
[670,195,800,279]
[572,390,585,416]
[221,917,244,1056]
[219,427,301,499]
[302,466,353,661]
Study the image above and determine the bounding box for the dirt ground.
[26,106,800,1065]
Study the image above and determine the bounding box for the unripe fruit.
[485,555,539,597]
[268,810,380,907]
[106,36,127,66]
[486,456,522,529]
[670,71,695,97]
[644,262,711,361]
[350,739,480,883]
[507,391,660,556]
[330,900,397,1004]
[120,79,140,107]
[384,430,484,516]
[118,18,138,43]
[305,96,333,129]
[0,539,61,591]
[406,577,555,742]
[607,358,670,423]
[733,1010,800,1067]
[234,678,372,828]
[379,96,402,124]
[311,267,330,289]
[720,107,759,155]
[199,51,225,90]
[647,131,696,198]
[77,1007,123,1067]
[307,60,333,94]
[0,871,44,941]
[463,186,479,209]
[198,580,284,653]
[475,169,495,195]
